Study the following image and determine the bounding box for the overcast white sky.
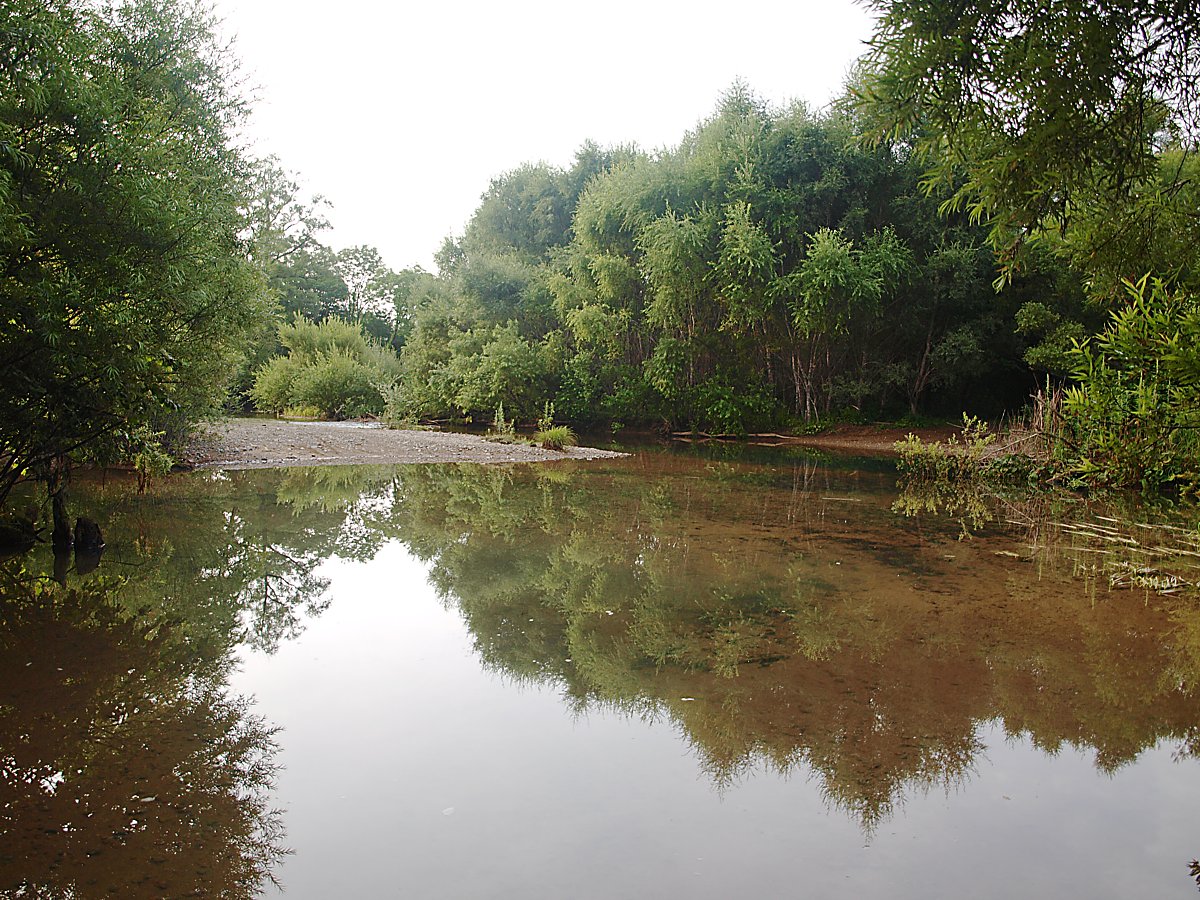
[212,0,878,271]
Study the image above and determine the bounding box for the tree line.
[386,93,1085,434]
[0,0,413,540]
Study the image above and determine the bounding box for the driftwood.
[670,431,804,442]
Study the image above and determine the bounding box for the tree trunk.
[47,454,72,551]
[52,547,71,586]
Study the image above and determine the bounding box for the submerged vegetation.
[894,465,1200,605]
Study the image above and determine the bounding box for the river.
[3,445,1200,897]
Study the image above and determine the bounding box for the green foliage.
[893,416,998,531]
[281,404,324,421]
[1015,302,1087,374]
[488,402,518,442]
[894,416,995,484]
[451,323,552,420]
[248,356,297,414]
[232,155,414,407]
[0,0,269,502]
[379,382,417,429]
[715,201,776,331]
[399,86,1082,435]
[688,378,778,435]
[129,430,176,492]
[856,1,1200,491]
[534,425,577,451]
[250,317,401,419]
[243,155,331,270]
[857,0,1200,286]
[290,351,385,420]
[1058,278,1200,492]
[794,227,898,334]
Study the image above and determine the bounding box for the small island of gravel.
[184,418,628,470]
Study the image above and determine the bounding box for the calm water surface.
[4,447,1200,897]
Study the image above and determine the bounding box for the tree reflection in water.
[1,465,408,896]
[14,453,1200,846]
[0,565,287,897]
[368,457,1200,831]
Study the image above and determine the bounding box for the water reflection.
[8,452,1200,866]
[0,564,286,897]
[2,468,412,895]
[51,467,402,655]
[361,458,1200,830]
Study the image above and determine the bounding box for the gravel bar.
[184,418,628,470]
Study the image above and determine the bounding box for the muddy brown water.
[3,446,1200,897]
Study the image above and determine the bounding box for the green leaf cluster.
[396,87,1069,431]
[858,0,1200,491]
[250,317,402,420]
[857,0,1200,287]
[0,0,268,501]
[1061,278,1200,491]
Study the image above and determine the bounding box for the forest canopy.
[857,0,1200,490]
[390,91,1079,434]
[857,0,1200,292]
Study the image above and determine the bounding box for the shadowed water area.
[4,447,1200,897]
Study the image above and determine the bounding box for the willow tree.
[857,0,1200,289]
[0,0,267,542]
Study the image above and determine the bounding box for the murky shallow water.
[4,448,1200,897]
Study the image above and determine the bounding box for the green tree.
[386,266,444,348]
[400,87,1068,431]
[1062,278,1200,490]
[858,0,1200,286]
[271,245,350,322]
[859,0,1200,490]
[251,317,402,420]
[451,323,553,420]
[0,0,268,541]
[243,155,331,270]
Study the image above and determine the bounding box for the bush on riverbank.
[251,318,402,419]
[900,279,1200,498]
[1057,278,1200,494]
[535,425,577,451]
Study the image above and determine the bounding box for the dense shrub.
[535,425,577,451]
[251,317,402,419]
[1059,278,1200,492]
[291,351,386,419]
